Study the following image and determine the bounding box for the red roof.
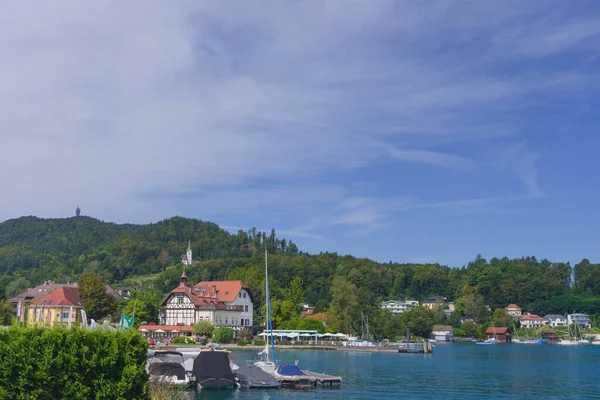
[163,284,243,311]
[486,327,509,334]
[10,281,76,303]
[30,286,83,307]
[138,324,193,332]
[433,325,453,332]
[520,314,543,320]
[194,280,251,302]
[310,312,332,322]
[505,304,522,310]
[301,309,315,317]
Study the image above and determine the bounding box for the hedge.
[0,326,149,399]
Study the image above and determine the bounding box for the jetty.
[397,341,433,354]
[303,370,342,387]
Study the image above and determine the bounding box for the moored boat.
[146,351,190,387]
[235,365,280,389]
[273,364,314,389]
[192,350,237,389]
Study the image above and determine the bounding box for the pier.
[303,370,343,387]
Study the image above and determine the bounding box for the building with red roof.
[505,304,522,317]
[486,326,512,343]
[26,286,84,327]
[520,314,547,329]
[156,272,254,336]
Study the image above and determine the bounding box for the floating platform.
[303,370,342,387]
[397,341,433,354]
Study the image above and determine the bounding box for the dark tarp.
[192,351,236,388]
[148,363,187,380]
[235,365,279,388]
[276,364,305,376]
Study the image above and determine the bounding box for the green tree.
[463,293,490,324]
[193,321,215,337]
[5,277,31,299]
[330,276,359,334]
[461,321,480,338]
[0,300,15,325]
[78,272,118,321]
[491,308,513,327]
[402,306,434,338]
[212,327,234,343]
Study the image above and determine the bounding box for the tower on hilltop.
[75,205,81,217]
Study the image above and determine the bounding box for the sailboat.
[253,250,278,375]
[556,323,580,346]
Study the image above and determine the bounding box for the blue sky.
[1,1,599,267]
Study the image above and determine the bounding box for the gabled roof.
[520,314,543,320]
[432,325,453,332]
[194,280,252,302]
[544,314,566,320]
[30,286,83,307]
[505,304,522,310]
[486,327,509,334]
[310,312,333,322]
[10,281,75,303]
[423,296,445,303]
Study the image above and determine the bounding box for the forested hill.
[0,216,299,281]
[2,216,600,331]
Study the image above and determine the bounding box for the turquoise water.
[195,344,600,399]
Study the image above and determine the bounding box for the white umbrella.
[154,329,165,333]
[170,329,180,332]
[139,328,149,332]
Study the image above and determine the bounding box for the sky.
[1,1,600,267]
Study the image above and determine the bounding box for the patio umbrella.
[154,329,165,333]
[139,328,149,332]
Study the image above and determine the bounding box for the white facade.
[431,326,453,342]
[505,304,522,317]
[181,241,193,266]
[381,300,419,314]
[568,313,591,329]
[230,288,254,327]
[520,315,546,329]
[543,314,567,327]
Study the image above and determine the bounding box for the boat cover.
[192,351,236,387]
[148,363,187,380]
[276,364,306,376]
[235,365,279,388]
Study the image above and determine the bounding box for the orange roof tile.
[310,312,333,321]
[505,304,522,310]
[486,327,509,334]
[30,286,83,307]
[194,280,251,302]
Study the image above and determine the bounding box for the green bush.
[252,339,267,346]
[0,326,148,399]
[172,336,195,344]
[236,339,248,346]
[212,327,234,343]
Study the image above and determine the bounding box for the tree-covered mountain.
[1,215,600,335]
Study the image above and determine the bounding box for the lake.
[194,344,600,399]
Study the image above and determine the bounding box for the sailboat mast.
[265,250,275,362]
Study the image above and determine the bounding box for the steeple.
[180,268,188,287]
[181,240,193,266]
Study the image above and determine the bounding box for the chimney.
[212,285,218,298]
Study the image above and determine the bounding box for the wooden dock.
[302,370,342,387]
[397,341,433,354]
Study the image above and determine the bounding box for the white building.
[381,300,419,314]
[181,241,195,266]
[505,304,522,317]
[568,313,591,329]
[543,314,567,327]
[520,314,546,329]
[161,272,254,330]
[431,326,453,342]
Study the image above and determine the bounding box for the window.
[238,292,241,298]
[225,317,228,325]
[243,292,247,299]
[62,312,70,319]
[241,319,244,326]
[245,305,248,312]
[177,295,183,304]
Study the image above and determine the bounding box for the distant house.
[309,312,333,326]
[504,304,522,317]
[486,327,511,343]
[301,309,315,317]
[10,280,73,308]
[543,314,567,327]
[422,296,447,310]
[380,300,419,314]
[520,314,546,329]
[567,313,591,329]
[431,325,453,342]
[26,286,84,328]
[119,287,132,299]
[543,331,559,343]
[461,315,474,324]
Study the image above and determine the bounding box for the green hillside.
[1,215,600,335]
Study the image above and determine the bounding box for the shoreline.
[158,344,409,353]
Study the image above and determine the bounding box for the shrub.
[252,339,267,346]
[173,336,195,344]
[212,327,234,343]
[236,339,248,346]
[0,326,148,399]
[192,321,215,337]
[238,328,252,341]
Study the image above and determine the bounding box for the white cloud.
[0,1,596,231]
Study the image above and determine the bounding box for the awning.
[154,329,165,333]
[139,328,149,332]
